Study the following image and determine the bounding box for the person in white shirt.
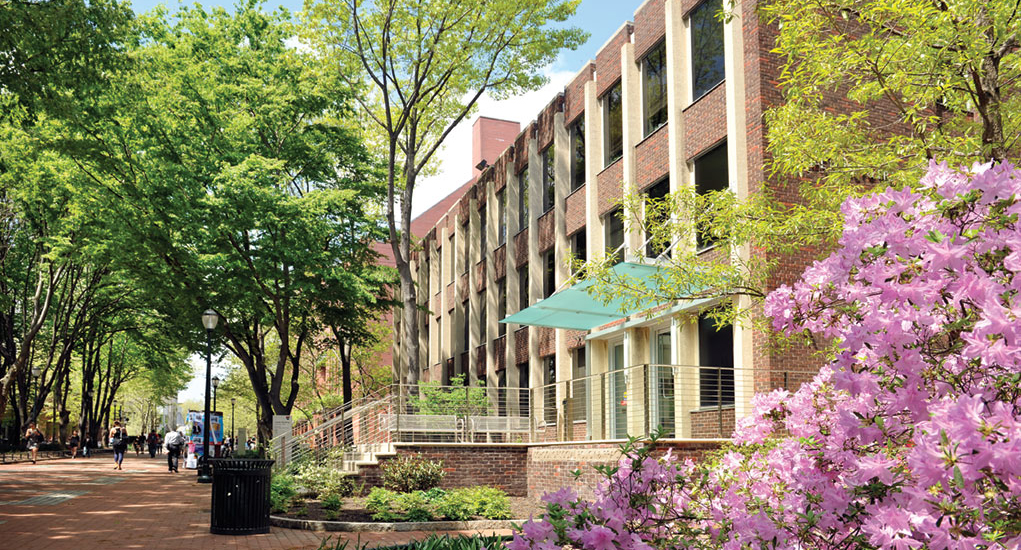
[164,427,187,473]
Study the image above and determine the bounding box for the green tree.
[585,0,1021,327]
[66,1,393,440]
[302,0,588,385]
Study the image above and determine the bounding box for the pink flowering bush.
[509,161,1021,550]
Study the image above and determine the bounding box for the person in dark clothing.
[147,430,159,458]
[109,421,128,470]
[69,430,80,459]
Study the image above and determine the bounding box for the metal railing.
[271,365,819,468]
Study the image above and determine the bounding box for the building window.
[602,81,623,166]
[570,120,585,191]
[497,278,507,336]
[498,370,507,416]
[518,266,529,311]
[645,178,670,258]
[462,300,470,353]
[479,296,486,345]
[462,224,469,274]
[518,166,529,230]
[544,251,556,299]
[573,230,587,265]
[543,356,556,424]
[479,206,487,257]
[497,189,506,245]
[448,235,454,283]
[572,347,587,419]
[518,362,530,413]
[698,312,734,408]
[690,0,725,100]
[694,143,728,249]
[541,145,555,213]
[605,208,624,264]
[643,41,668,136]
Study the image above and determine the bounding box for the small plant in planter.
[321,493,343,511]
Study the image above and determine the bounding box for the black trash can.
[210,458,275,535]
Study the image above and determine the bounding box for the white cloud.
[411,68,577,219]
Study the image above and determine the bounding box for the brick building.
[390,0,825,444]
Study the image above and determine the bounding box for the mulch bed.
[281,495,544,523]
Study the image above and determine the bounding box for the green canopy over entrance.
[500,262,665,331]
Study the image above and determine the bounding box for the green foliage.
[364,485,511,522]
[317,533,505,550]
[270,472,297,513]
[294,463,356,498]
[413,374,489,416]
[321,493,343,511]
[381,454,446,492]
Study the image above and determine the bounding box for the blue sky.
[127,0,642,73]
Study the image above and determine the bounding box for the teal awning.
[500,262,665,331]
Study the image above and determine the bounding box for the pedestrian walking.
[109,421,128,470]
[83,435,92,458]
[164,426,187,473]
[24,423,43,464]
[133,434,143,456]
[147,430,159,458]
[69,430,80,459]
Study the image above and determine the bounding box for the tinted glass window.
[694,143,728,249]
[645,179,670,258]
[690,0,725,100]
[542,145,555,212]
[605,208,624,264]
[643,41,668,135]
[570,120,585,191]
[519,166,529,229]
[698,312,734,408]
[603,82,623,166]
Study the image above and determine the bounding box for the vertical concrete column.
[417,249,428,374]
[527,136,542,423]
[665,0,691,208]
[675,315,699,438]
[553,111,570,435]
[505,159,521,416]
[723,1,753,422]
[468,198,481,385]
[626,327,649,436]
[439,225,452,381]
[620,41,642,257]
[584,81,604,261]
[486,182,498,391]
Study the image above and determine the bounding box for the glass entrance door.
[610,343,627,439]
[653,331,675,437]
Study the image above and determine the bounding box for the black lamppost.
[211,375,220,413]
[198,309,218,484]
[230,398,236,442]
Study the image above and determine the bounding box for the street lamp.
[198,309,218,484]
[211,375,220,412]
[230,398,236,442]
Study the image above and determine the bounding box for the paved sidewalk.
[0,454,510,550]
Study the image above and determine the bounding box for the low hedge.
[365,486,511,522]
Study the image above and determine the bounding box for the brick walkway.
[0,454,511,550]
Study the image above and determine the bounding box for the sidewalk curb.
[270,515,519,533]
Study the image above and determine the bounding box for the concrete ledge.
[270,515,521,533]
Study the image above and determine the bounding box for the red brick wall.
[538,210,555,253]
[690,408,735,438]
[536,96,562,152]
[493,245,506,279]
[538,326,555,357]
[459,273,469,301]
[515,228,529,267]
[563,64,594,125]
[636,123,670,189]
[565,186,587,236]
[493,336,506,372]
[515,327,529,359]
[372,445,529,497]
[475,260,486,292]
[526,440,722,499]
[684,83,727,160]
[596,24,633,98]
[633,0,666,60]
[445,282,454,311]
[597,161,625,216]
[514,124,535,173]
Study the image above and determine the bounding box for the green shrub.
[324,509,340,521]
[295,463,356,498]
[321,493,343,511]
[316,533,506,550]
[366,487,435,522]
[464,486,511,519]
[381,454,445,492]
[435,489,475,521]
[270,472,297,513]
